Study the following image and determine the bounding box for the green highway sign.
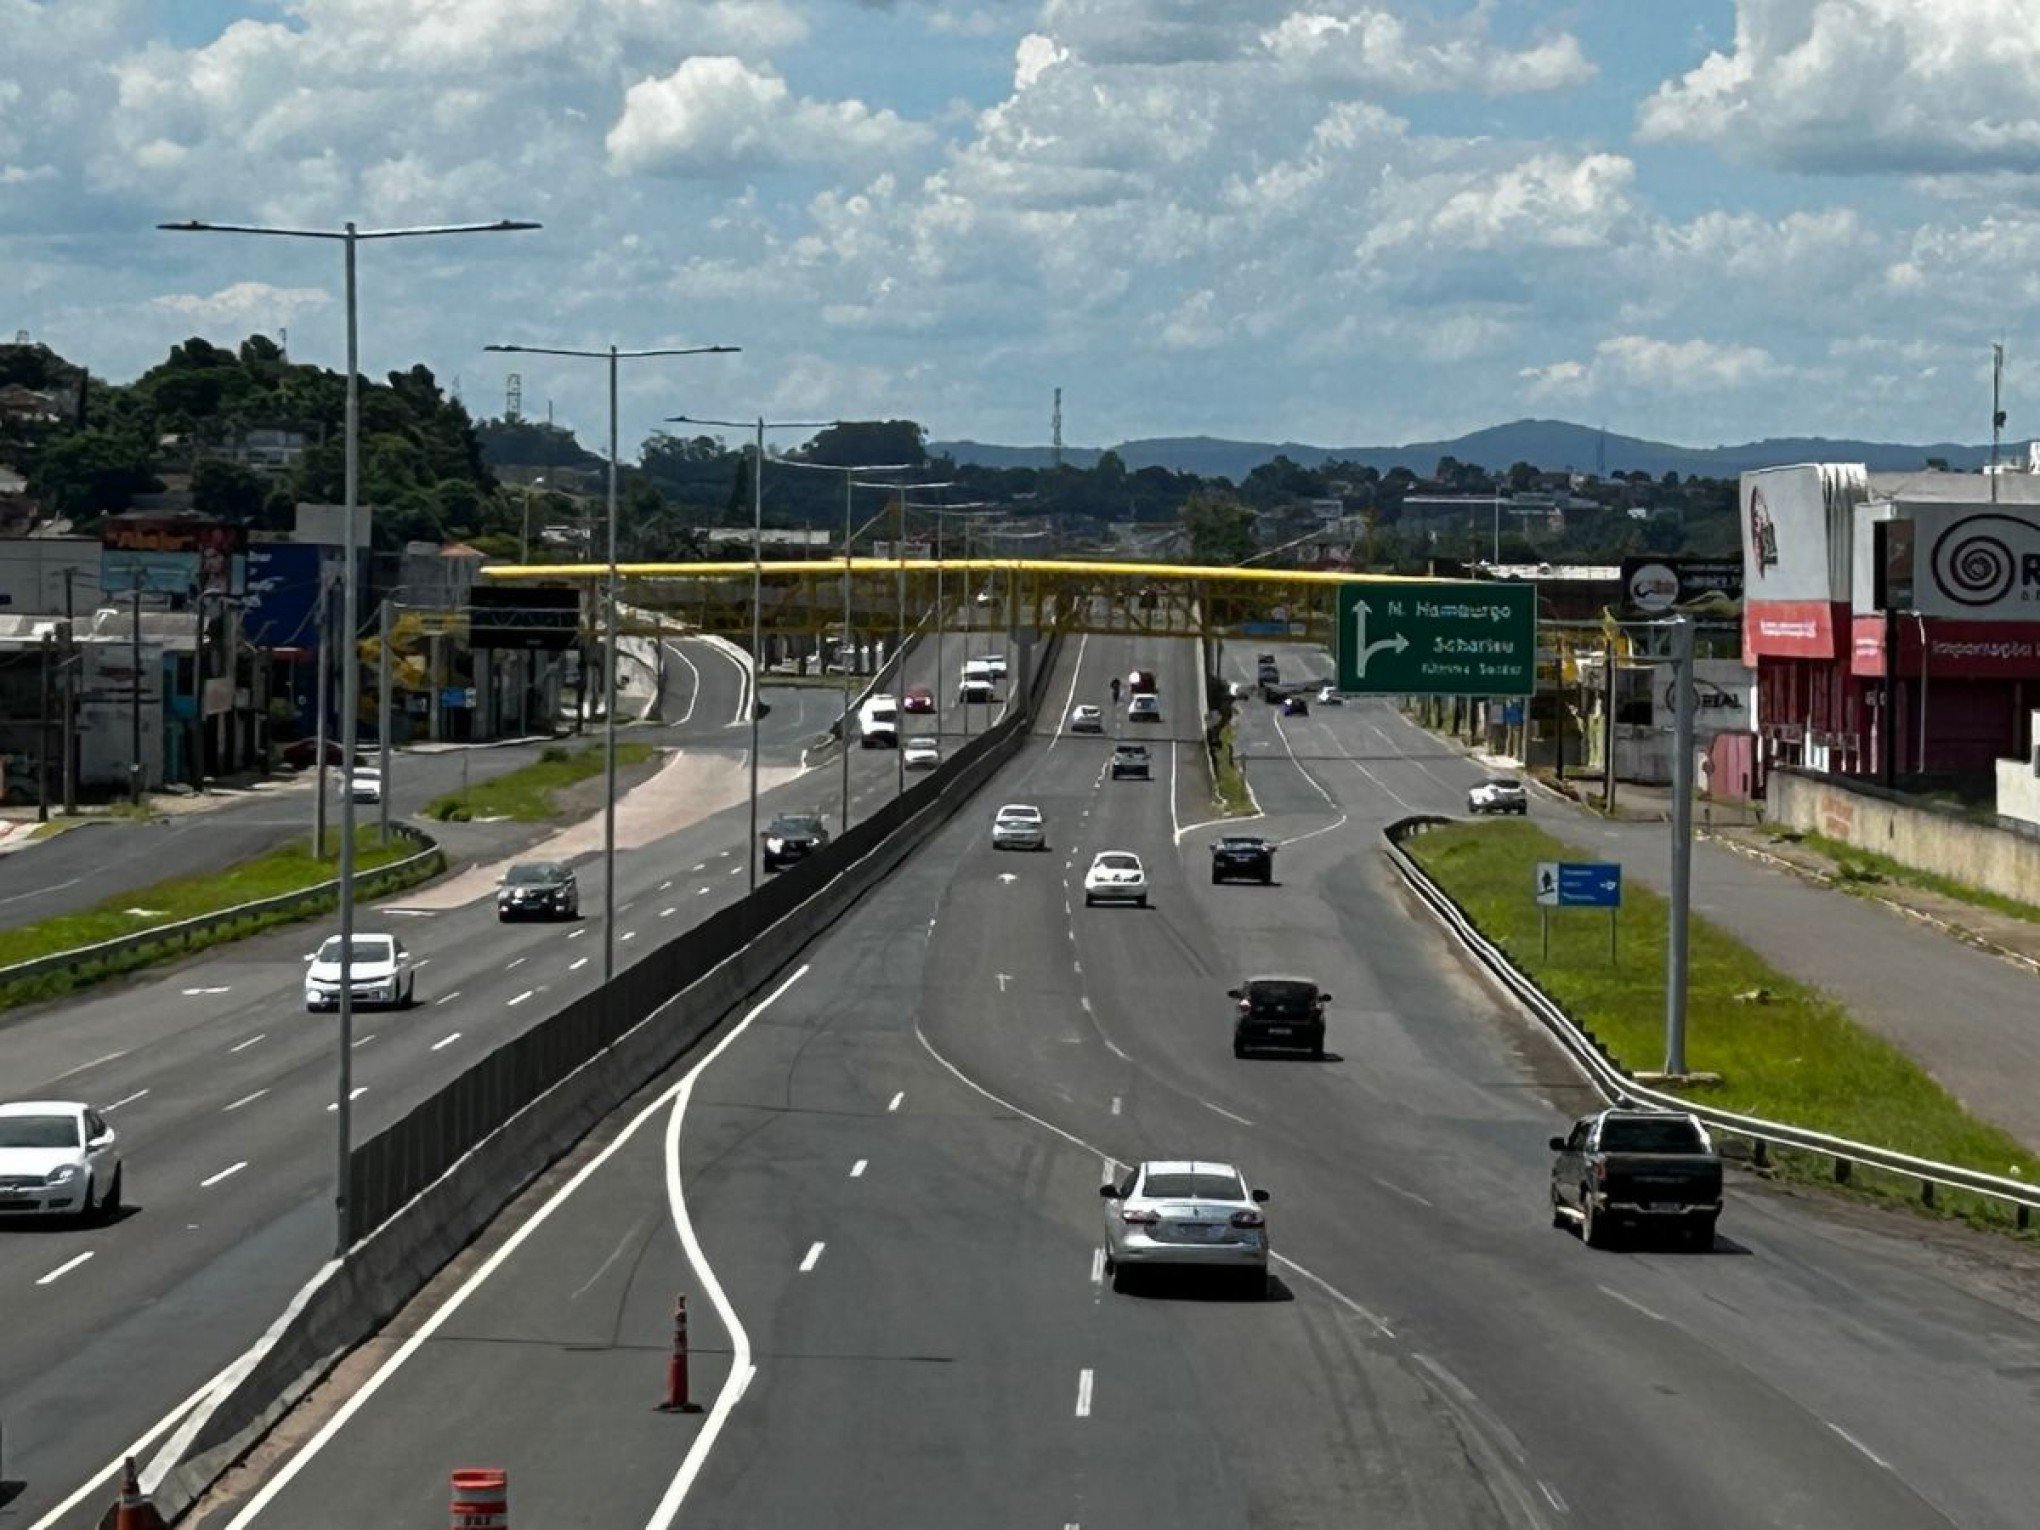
[1334,580,1536,696]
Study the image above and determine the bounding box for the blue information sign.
[1535,861,1622,908]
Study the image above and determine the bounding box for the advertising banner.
[1620,557,1744,619]
[1652,658,1752,736]
[1851,614,2040,678]
[1898,504,2040,620]
[242,542,327,649]
[1741,463,1867,658]
[101,516,247,599]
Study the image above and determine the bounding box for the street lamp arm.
[487,343,738,359]
[666,414,837,432]
[160,219,542,240]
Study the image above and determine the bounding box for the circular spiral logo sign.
[1930,515,2025,607]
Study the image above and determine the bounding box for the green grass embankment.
[1405,819,2040,1231]
[422,742,655,823]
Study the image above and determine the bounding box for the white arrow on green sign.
[1333,580,1536,696]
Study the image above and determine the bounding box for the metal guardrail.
[1384,814,2040,1230]
[0,823,445,993]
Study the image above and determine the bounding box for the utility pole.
[377,596,393,843]
[313,576,331,855]
[130,588,144,806]
[36,629,52,823]
[60,569,77,814]
[1600,640,1618,814]
[1664,616,1696,1077]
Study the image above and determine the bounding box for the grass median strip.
[1208,714,1256,818]
[0,825,439,1012]
[422,741,655,823]
[1404,819,2040,1230]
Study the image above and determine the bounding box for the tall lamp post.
[160,216,540,1257]
[486,345,738,988]
[669,415,838,890]
[852,481,955,795]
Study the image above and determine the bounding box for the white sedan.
[1083,850,1148,907]
[0,1100,123,1222]
[1100,1159,1270,1295]
[1069,704,1105,734]
[903,735,941,770]
[305,932,417,1011]
[991,803,1046,851]
[345,766,383,804]
[1468,778,1528,816]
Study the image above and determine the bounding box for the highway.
[0,625,1012,1529]
[194,634,2040,1529]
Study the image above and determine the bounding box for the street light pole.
[487,344,737,984]
[163,214,540,1257]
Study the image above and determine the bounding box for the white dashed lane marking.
[200,1162,247,1188]
[104,1089,149,1112]
[431,1032,462,1052]
[324,1087,369,1113]
[886,1092,904,1113]
[508,990,534,1007]
[223,1090,268,1113]
[229,1034,265,1053]
[435,991,461,1006]
[849,1160,867,1178]
[1075,1368,1094,1418]
[799,1242,825,1272]
[36,1252,95,1287]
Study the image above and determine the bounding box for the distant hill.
[931,419,2008,481]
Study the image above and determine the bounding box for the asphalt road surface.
[196,634,2040,1529]
[0,626,1015,1529]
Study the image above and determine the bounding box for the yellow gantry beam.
[479,557,1414,587]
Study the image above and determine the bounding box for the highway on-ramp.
[0,628,1007,1529]
[201,635,2040,1529]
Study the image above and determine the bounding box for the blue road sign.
[1535,861,1622,908]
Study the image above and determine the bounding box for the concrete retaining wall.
[1767,768,2040,905]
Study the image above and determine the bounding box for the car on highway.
[1127,694,1162,723]
[962,657,996,688]
[903,735,941,770]
[1316,685,1343,706]
[902,684,935,715]
[982,652,1008,680]
[858,695,900,748]
[1209,835,1275,885]
[348,766,383,804]
[1550,1109,1723,1249]
[0,1101,122,1222]
[1110,743,1151,780]
[496,860,579,921]
[957,676,996,705]
[991,803,1046,851]
[1100,1159,1270,1295]
[762,812,829,873]
[1281,693,1310,717]
[1127,668,1157,695]
[304,932,417,1011]
[1069,704,1104,734]
[1468,778,1528,815]
[1256,655,1280,685]
[1228,975,1329,1059]
[1083,850,1148,907]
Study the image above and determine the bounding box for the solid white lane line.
[799,1242,825,1273]
[431,1032,462,1051]
[1598,1285,1666,1323]
[849,1159,867,1178]
[0,873,82,905]
[1168,738,1180,838]
[508,989,534,1007]
[36,1251,95,1286]
[506,957,525,970]
[1371,1175,1434,1209]
[201,1162,248,1188]
[1099,1158,1116,1187]
[104,1089,149,1112]
[48,1048,129,1084]
[434,991,461,1006]
[1202,1100,1253,1126]
[229,1033,266,1053]
[886,1091,904,1113]
[1075,1368,1094,1418]
[1539,1482,1570,1514]
[570,957,589,971]
[25,1379,219,1530]
[1827,1422,1893,1471]
[1090,1248,1106,1286]
[669,641,702,727]
[223,1090,269,1113]
[226,967,810,1530]
[1045,632,1090,754]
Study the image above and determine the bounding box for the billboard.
[1620,557,1744,619]
[1740,463,1868,658]
[101,516,246,600]
[241,542,328,649]
[1902,504,2040,620]
[468,584,580,651]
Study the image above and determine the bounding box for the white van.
[962,658,996,688]
[858,695,899,748]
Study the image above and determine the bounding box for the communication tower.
[506,372,523,422]
[1052,386,1063,468]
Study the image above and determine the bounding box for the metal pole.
[36,630,51,822]
[61,570,76,814]
[603,346,619,985]
[935,506,945,737]
[840,466,852,832]
[312,580,328,850]
[1600,641,1618,814]
[190,593,206,790]
[748,418,763,890]
[961,518,973,738]
[377,597,393,843]
[895,493,906,799]
[1664,616,1695,1077]
[335,224,361,1257]
[1880,603,1899,789]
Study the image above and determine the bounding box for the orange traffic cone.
[106,1456,167,1530]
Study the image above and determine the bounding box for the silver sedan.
[1100,1159,1270,1296]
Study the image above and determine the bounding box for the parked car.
[903,735,941,770]
[1549,1109,1723,1249]
[304,932,416,1011]
[1110,743,1151,780]
[901,684,935,715]
[497,860,579,921]
[762,812,829,872]
[0,1101,122,1222]
[1210,835,1275,885]
[1127,668,1158,695]
[1228,975,1329,1059]
[858,695,900,748]
[1468,778,1528,816]
[1069,704,1104,734]
[1100,1159,1270,1295]
[1316,685,1343,706]
[1083,850,1148,907]
[1281,694,1310,717]
[1127,694,1162,723]
[991,802,1046,851]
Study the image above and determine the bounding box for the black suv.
[762,813,830,873]
[1110,743,1151,780]
[1209,835,1275,885]
[497,860,579,921]
[1229,975,1329,1060]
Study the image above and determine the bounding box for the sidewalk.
[1428,723,2040,1154]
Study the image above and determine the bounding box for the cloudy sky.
[4,0,2038,459]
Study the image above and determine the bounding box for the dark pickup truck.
[1549,1109,1722,1249]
